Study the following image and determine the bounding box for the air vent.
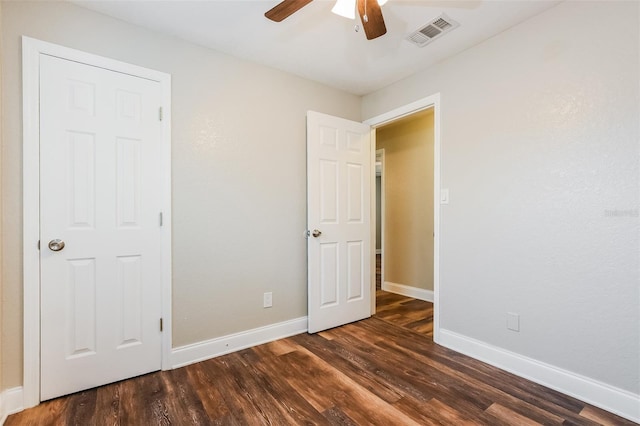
[406,14,460,47]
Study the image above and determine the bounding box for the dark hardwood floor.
[375,290,433,338]
[8,289,634,425]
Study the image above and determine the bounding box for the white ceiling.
[71,0,561,95]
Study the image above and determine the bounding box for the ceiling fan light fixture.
[332,0,388,21]
[332,0,356,20]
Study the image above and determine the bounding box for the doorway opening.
[365,94,441,343]
[376,109,435,299]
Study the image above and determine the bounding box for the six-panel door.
[39,54,163,400]
[307,111,372,333]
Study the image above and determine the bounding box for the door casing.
[375,149,385,288]
[22,36,173,408]
[364,94,441,344]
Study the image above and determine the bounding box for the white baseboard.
[0,387,24,424]
[382,281,434,302]
[439,329,640,423]
[171,316,308,369]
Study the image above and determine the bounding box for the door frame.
[364,94,441,344]
[22,36,173,408]
[375,149,385,286]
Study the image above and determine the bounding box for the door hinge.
[159,107,163,122]
[159,212,163,227]
[37,240,40,250]
[160,318,163,332]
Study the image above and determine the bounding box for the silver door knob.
[312,229,322,238]
[48,239,65,252]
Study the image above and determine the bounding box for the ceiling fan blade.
[357,0,387,40]
[265,0,313,22]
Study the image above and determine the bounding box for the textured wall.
[375,176,381,251]
[1,1,361,389]
[363,1,639,394]
[376,110,434,291]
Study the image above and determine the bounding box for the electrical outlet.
[263,292,273,308]
[507,312,520,332]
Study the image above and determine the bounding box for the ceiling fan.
[265,0,388,40]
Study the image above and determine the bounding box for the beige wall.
[1,1,361,389]
[376,110,434,291]
[0,0,4,394]
[375,176,381,251]
[364,1,639,394]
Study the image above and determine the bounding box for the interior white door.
[39,54,163,400]
[307,111,372,333]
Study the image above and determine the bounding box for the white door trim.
[22,36,173,408]
[364,94,441,344]
[375,149,385,294]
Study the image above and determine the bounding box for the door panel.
[68,132,96,228]
[116,137,141,227]
[117,255,143,347]
[347,162,364,222]
[66,258,97,357]
[347,241,364,301]
[320,243,339,307]
[320,160,338,223]
[40,54,163,400]
[307,111,372,333]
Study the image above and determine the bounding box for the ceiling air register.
[406,14,460,47]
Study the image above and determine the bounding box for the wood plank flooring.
[7,292,635,425]
[375,290,433,338]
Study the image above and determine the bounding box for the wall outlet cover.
[507,312,520,332]
[263,292,273,308]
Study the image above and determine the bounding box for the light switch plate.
[440,189,450,204]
